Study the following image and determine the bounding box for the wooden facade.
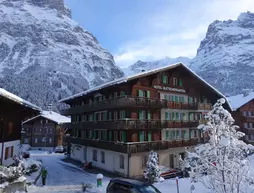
[22,115,69,149]
[0,92,40,166]
[61,64,230,154]
[231,99,254,144]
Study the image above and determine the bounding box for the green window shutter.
[172,112,175,120]
[164,95,167,100]
[172,96,175,102]
[176,112,179,120]
[139,110,144,120]
[148,131,152,142]
[175,96,179,102]
[139,131,144,142]
[120,111,126,119]
[179,79,183,86]
[147,111,151,120]
[147,90,150,98]
[122,131,127,142]
[103,112,107,121]
[120,91,126,96]
[108,112,112,120]
[165,112,169,120]
[138,90,144,97]
[162,75,167,84]
[166,131,169,140]
[109,131,112,141]
[189,113,193,121]
[176,130,179,138]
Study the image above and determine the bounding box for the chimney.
[242,89,250,97]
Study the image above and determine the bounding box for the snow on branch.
[184,98,254,193]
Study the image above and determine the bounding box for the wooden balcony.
[167,102,198,110]
[69,138,200,153]
[70,120,199,130]
[61,96,167,115]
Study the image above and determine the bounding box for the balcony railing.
[61,96,167,115]
[69,119,200,130]
[69,137,200,153]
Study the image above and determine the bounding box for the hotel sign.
[153,85,186,93]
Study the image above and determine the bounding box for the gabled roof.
[0,88,41,111]
[227,92,254,111]
[59,63,232,111]
[22,111,71,124]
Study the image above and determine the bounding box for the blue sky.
[65,0,254,68]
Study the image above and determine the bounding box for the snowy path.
[27,152,110,193]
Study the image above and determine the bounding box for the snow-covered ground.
[25,150,211,193]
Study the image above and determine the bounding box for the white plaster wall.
[70,143,128,176]
[0,140,20,166]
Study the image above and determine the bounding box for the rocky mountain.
[126,12,254,96]
[0,0,123,110]
[190,11,254,96]
[122,57,191,76]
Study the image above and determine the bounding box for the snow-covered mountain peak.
[0,0,123,110]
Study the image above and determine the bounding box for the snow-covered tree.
[146,150,161,183]
[185,98,254,193]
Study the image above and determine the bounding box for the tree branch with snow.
[184,98,254,193]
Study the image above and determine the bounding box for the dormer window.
[162,75,168,84]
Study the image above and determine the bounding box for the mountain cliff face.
[190,11,254,96]
[126,12,254,96]
[122,57,191,76]
[0,0,123,110]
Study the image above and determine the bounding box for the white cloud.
[114,0,254,68]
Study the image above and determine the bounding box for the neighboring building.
[0,88,41,166]
[227,89,254,144]
[59,63,232,178]
[22,111,71,150]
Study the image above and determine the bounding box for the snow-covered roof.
[227,92,254,111]
[0,88,41,111]
[22,111,71,124]
[59,63,232,111]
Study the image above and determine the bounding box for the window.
[93,150,97,161]
[175,96,179,102]
[8,122,13,135]
[35,138,38,143]
[49,138,52,143]
[46,119,48,123]
[101,151,105,163]
[40,120,43,124]
[243,111,247,116]
[89,114,94,121]
[249,122,253,128]
[173,78,177,86]
[148,131,152,141]
[176,130,180,139]
[114,92,118,98]
[248,111,253,116]
[120,91,126,96]
[147,111,151,120]
[188,96,193,103]
[162,75,168,84]
[179,79,183,86]
[120,110,126,119]
[141,155,148,167]
[165,112,169,120]
[114,131,118,141]
[89,130,93,138]
[120,155,125,169]
[102,130,107,140]
[244,123,248,128]
[4,146,13,160]
[175,112,180,121]
[103,112,107,121]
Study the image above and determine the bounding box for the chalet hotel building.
[60,63,231,178]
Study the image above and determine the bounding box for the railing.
[61,96,167,115]
[68,119,200,130]
[61,95,212,115]
[70,138,200,153]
